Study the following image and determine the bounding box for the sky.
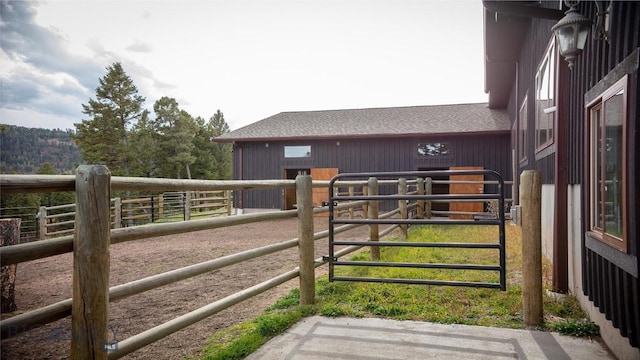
[0,0,488,132]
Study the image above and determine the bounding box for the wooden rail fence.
[0,168,512,359]
[33,190,232,240]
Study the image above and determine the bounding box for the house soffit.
[483,1,563,109]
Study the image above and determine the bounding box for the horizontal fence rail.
[0,206,38,242]
[0,169,512,358]
[0,170,401,359]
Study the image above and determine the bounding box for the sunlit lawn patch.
[197,224,597,360]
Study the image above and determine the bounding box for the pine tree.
[129,110,158,177]
[191,110,232,180]
[72,62,145,176]
[37,162,75,207]
[209,110,232,179]
[151,97,197,179]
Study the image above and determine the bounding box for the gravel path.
[1,216,377,359]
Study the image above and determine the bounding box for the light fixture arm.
[593,0,612,42]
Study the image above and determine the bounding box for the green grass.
[194,224,598,360]
[194,304,315,360]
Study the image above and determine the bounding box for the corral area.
[1,217,376,359]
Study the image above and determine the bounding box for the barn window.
[534,39,557,153]
[417,142,450,156]
[586,75,628,252]
[284,145,311,158]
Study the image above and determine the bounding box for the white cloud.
[126,40,154,53]
[1,0,488,131]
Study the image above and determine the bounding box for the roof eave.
[213,130,511,143]
[483,1,563,109]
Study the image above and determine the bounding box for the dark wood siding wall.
[568,1,640,185]
[577,1,640,349]
[509,5,559,185]
[233,133,511,210]
[506,0,639,348]
[585,245,640,348]
[562,1,640,347]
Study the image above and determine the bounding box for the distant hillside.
[0,124,84,174]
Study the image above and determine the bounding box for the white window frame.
[518,94,528,165]
[534,38,557,154]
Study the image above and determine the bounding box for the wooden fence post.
[368,177,380,261]
[348,186,355,219]
[520,170,543,326]
[159,195,164,219]
[361,185,368,219]
[1,218,20,313]
[425,177,432,219]
[38,206,47,240]
[226,190,233,216]
[398,178,408,239]
[296,175,315,305]
[416,178,425,219]
[113,198,121,229]
[71,165,111,359]
[184,191,192,221]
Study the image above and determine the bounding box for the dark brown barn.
[214,103,512,212]
[484,1,639,358]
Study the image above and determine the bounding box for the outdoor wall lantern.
[551,0,592,70]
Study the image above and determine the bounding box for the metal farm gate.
[326,170,507,290]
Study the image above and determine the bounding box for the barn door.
[449,166,484,219]
[284,169,309,210]
[311,168,339,216]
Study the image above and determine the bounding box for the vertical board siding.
[513,14,558,185]
[234,133,512,210]
[574,1,640,349]
[506,1,639,349]
[586,248,639,347]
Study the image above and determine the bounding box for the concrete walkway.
[246,316,616,360]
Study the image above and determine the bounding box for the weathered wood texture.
[416,178,425,219]
[520,170,543,326]
[0,210,298,267]
[0,175,294,194]
[71,165,111,359]
[368,177,380,260]
[1,170,410,358]
[449,166,485,219]
[424,177,433,219]
[296,175,315,305]
[398,178,408,239]
[311,168,339,217]
[1,218,20,313]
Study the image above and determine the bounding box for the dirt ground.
[1,216,380,359]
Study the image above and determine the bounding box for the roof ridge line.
[278,102,489,115]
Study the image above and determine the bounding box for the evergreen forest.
[0,125,83,174]
[1,62,233,180]
[1,62,233,239]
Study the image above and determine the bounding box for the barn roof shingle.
[214,103,510,142]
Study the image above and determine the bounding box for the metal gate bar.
[327,170,507,291]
